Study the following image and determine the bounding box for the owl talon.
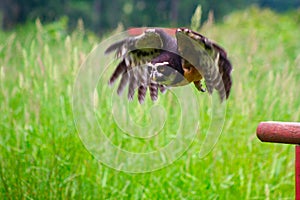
[194,81,206,92]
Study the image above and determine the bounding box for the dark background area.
[0,0,299,34]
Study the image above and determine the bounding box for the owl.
[105,28,232,103]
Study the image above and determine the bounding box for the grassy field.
[1,6,300,199]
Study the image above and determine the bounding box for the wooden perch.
[256,121,300,145]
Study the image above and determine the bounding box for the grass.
[1,6,300,199]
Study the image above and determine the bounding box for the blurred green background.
[1,0,300,199]
[1,0,299,33]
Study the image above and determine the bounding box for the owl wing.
[176,28,232,101]
[105,29,168,103]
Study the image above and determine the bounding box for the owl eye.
[157,65,165,73]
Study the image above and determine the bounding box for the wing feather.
[105,29,168,102]
[176,28,232,101]
[109,60,127,86]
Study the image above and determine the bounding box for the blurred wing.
[176,28,232,101]
[105,29,167,103]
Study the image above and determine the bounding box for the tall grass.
[1,7,300,199]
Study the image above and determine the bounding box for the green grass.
[1,6,300,199]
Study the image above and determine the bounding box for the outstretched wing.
[105,29,168,103]
[176,28,232,101]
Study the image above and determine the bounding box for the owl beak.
[148,66,158,81]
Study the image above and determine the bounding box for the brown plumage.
[105,28,233,103]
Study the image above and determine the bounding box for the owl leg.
[194,81,205,92]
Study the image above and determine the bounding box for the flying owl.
[105,28,232,103]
